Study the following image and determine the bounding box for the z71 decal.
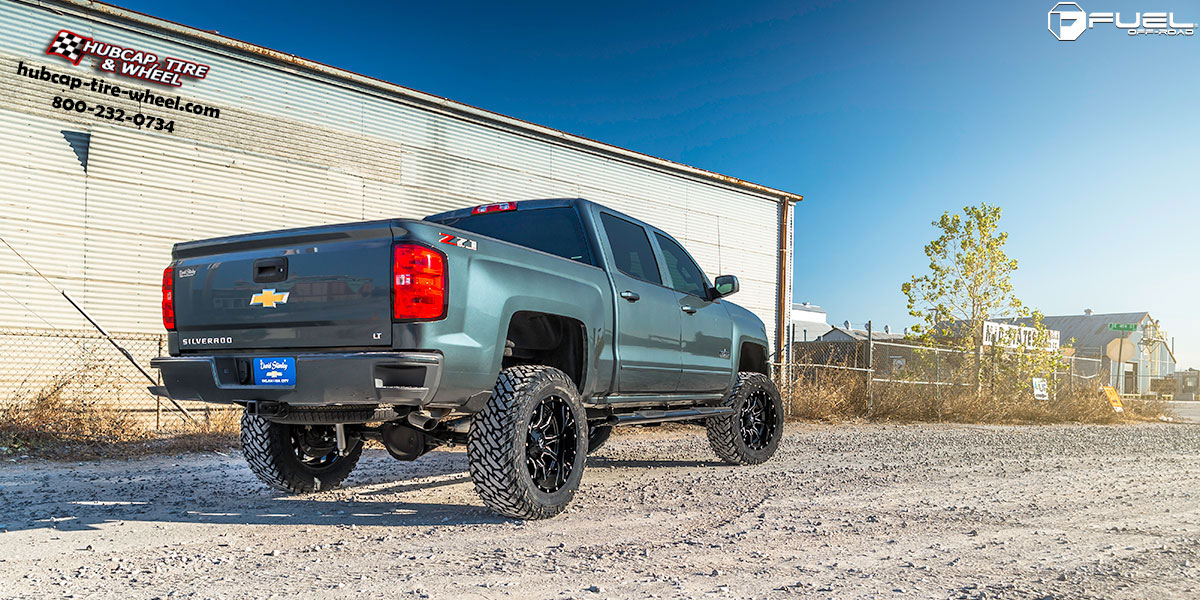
[439,233,478,251]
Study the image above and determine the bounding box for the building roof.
[791,302,826,315]
[1040,312,1147,351]
[817,325,906,342]
[995,312,1149,356]
[61,0,803,206]
[790,322,832,343]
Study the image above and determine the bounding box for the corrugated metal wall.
[0,0,789,359]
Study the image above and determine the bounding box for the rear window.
[434,207,594,265]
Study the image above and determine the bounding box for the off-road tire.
[706,372,784,465]
[240,412,363,494]
[586,424,613,455]
[467,366,588,519]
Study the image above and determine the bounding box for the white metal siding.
[0,0,788,352]
[0,109,91,330]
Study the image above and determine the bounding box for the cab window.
[600,213,661,284]
[655,233,707,298]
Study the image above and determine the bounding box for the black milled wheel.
[240,412,363,494]
[467,366,588,519]
[586,424,613,455]
[706,372,784,465]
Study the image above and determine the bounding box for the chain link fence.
[785,340,1102,390]
[869,340,1104,396]
[779,338,1105,420]
[0,327,224,430]
[2,325,1113,433]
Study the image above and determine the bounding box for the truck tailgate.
[171,221,394,351]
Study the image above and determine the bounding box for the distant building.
[817,324,906,343]
[789,321,905,370]
[958,311,1174,395]
[1036,311,1175,395]
[930,311,1176,396]
[790,302,832,343]
[1172,368,1198,401]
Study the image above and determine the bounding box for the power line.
[0,235,196,423]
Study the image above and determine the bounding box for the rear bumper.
[150,351,442,406]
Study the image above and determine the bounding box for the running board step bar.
[610,406,734,426]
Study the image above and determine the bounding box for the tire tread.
[467,365,582,520]
[240,412,362,494]
[706,372,783,465]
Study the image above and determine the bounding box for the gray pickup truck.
[152,198,782,519]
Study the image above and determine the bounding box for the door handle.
[681,305,697,314]
[620,291,640,302]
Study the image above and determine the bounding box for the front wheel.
[706,372,784,465]
[467,365,588,519]
[240,413,363,494]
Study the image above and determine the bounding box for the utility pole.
[934,348,941,417]
[1116,330,1126,394]
[866,320,874,417]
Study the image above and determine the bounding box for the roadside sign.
[1032,378,1049,400]
[982,321,1060,350]
[1108,323,1137,332]
[1105,338,1136,363]
[1101,385,1124,413]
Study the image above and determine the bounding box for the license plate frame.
[252,356,295,386]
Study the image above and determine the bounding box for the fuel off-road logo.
[1048,3,1196,40]
[46,29,211,86]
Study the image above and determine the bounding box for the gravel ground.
[1,422,1198,599]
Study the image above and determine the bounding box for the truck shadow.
[11,496,510,532]
[587,456,722,469]
[1,447,724,534]
[1,450,509,532]
[355,473,473,496]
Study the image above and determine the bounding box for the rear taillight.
[471,201,516,215]
[161,266,176,331]
[393,244,446,320]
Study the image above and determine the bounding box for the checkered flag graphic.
[46,30,90,65]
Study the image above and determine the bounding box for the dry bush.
[176,405,242,437]
[780,364,866,421]
[867,382,1141,424]
[781,362,1167,425]
[1114,396,1170,422]
[0,374,150,458]
[1,360,241,459]
[148,406,242,454]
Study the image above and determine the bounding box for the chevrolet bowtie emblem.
[250,288,289,308]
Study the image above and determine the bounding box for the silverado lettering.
[180,336,232,345]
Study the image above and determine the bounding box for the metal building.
[1039,312,1176,396]
[790,302,832,344]
[0,0,801,416]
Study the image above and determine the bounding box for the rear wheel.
[240,413,363,494]
[467,366,588,519]
[706,372,783,465]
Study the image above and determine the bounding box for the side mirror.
[712,275,739,299]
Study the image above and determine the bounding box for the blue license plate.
[253,357,295,386]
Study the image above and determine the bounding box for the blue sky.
[119,0,1199,367]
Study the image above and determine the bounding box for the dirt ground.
[1,422,1198,599]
